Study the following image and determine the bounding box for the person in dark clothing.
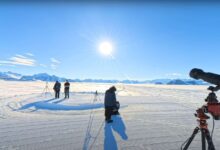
[104,86,119,123]
[53,81,61,99]
[64,80,70,99]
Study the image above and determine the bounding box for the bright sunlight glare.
[99,41,113,56]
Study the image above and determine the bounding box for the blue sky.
[0,2,220,80]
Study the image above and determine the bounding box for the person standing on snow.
[104,86,119,123]
[64,80,70,99]
[53,81,61,99]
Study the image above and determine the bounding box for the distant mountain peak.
[0,71,22,80]
[0,71,207,85]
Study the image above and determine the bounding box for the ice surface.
[0,81,220,150]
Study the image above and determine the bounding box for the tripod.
[182,111,215,150]
[41,82,52,97]
[182,87,218,150]
[83,90,100,150]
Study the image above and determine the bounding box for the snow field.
[0,81,220,150]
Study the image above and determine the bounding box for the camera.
[190,68,220,120]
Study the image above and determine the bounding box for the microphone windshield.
[190,68,204,79]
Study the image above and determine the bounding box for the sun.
[99,41,113,56]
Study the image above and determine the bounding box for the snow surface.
[0,80,220,150]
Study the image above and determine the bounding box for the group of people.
[53,80,70,99]
[53,80,120,123]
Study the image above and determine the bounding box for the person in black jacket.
[104,86,119,123]
[64,80,70,99]
[53,81,61,99]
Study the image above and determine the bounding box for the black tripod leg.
[201,129,206,150]
[202,129,215,150]
[183,127,200,150]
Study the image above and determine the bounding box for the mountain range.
[0,71,208,85]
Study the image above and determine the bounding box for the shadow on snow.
[104,115,128,150]
[18,98,103,111]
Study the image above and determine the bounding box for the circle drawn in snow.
[7,102,21,110]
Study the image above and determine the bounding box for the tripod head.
[195,86,220,120]
[205,86,219,103]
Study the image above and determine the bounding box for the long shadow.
[53,98,66,104]
[31,98,65,112]
[112,115,128,140]
[19,98,55,110]
[104,115,128,150]
[19,98,59,111]
[18,97,103,111]
[44,98,57,103]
